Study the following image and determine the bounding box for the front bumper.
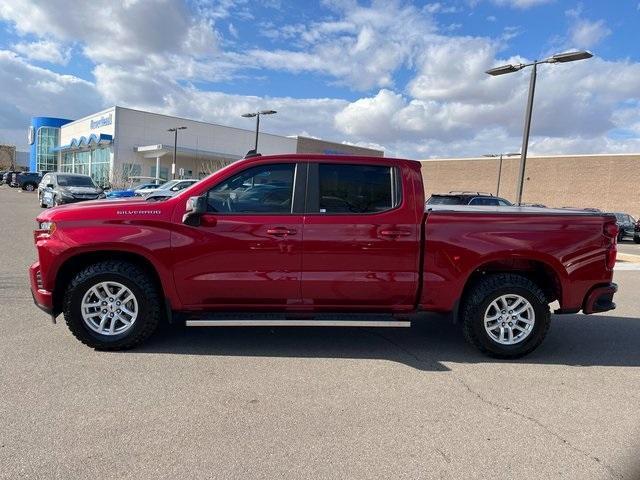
[29,262,56,321]
[582,282,617,314]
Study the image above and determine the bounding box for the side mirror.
[103,183,112,190]
[47,183,54,189]
[182,195,207,226]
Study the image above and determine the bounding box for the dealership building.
[28,106,383,186]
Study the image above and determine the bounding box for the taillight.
[606,244,617,270]
[603,221,618,239]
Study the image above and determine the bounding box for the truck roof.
[249,153,419,166]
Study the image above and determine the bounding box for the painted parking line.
[614,262,640,271]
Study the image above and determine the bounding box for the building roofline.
[60,105,294,141]
[420,152,640,162]
[296,135,383,154]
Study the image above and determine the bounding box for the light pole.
[483,152,520,196]
[241,110,277,154]
[168,126,186,179]
[486,50,592,204]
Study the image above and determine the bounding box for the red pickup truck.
[30,154,618,358]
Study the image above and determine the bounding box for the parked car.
[613,212,637,242]
[30,154,618,359]
[15,172,42,191]
[3,170,21,187]
[635,218,640,244]
[37,172,106,207]
[106,178,166,198]
[427,191,513,206]
[0,170,8,184]
[135,178,198,196]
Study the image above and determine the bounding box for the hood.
[36,196,172,223]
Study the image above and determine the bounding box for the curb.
[618,253,640,264]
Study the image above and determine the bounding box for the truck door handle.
[267,227,297,236]
[379,229,411,239]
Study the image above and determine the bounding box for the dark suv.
[38,172,105,207]
[15,172,42,191]
[613,212,637,242]
[426,191,513,206]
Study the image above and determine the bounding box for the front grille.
[74,194,98,199]
[36,270,43,289]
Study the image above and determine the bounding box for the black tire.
[461,273,551,359]
[634,235,640,244]
[63,261,162,350]
[617,232,624,243]
[23,182,36,191]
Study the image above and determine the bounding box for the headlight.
[59,190,74,199]
[98,193,106,199]
[35,221,56,240]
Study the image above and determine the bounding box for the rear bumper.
[29,262,55,317]
[582,282,617,314]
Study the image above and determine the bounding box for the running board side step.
[185,319,411,328]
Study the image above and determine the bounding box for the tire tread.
[461,273,550,359]
[63,260,161,350]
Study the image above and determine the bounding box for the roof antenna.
[244,149,261,158]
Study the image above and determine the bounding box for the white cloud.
[248,0,437,90]
[568,18,611,49]
[0,50,102,149]
[0,0,638,161]
[12,39,71,65]
[490,0,553,8]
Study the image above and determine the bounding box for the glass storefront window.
[36,127,60,173]
[91,147,111,186]
[56,146,111,186]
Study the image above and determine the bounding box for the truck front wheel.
[63,261,161,350]
[461,273,551,358]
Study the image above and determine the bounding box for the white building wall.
[59,106,116,144]
[59,106,298,183]
[113,107,297,179]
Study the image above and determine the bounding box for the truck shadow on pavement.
[133,313,640,371]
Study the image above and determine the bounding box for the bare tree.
[199,158,230,178]
[110,163,143,189]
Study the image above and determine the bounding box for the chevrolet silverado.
[30,154,618,358]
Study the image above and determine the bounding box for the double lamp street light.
[486,50,593,205]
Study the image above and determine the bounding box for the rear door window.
[316,163,401,214]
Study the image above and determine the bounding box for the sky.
[0,0,639,158]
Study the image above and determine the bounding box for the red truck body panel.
[420,207,615,313]
[30,154,617,320]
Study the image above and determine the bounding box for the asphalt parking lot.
[1,185,639,480]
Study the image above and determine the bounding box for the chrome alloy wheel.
[80,281,138,336]
[484,294,535,345]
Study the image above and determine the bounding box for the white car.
[135,179,198,196]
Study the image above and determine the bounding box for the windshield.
[157,180,181,190]
[58,175,96,187]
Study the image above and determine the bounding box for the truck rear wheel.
[461,273,551,358]
[63,261,161,350]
